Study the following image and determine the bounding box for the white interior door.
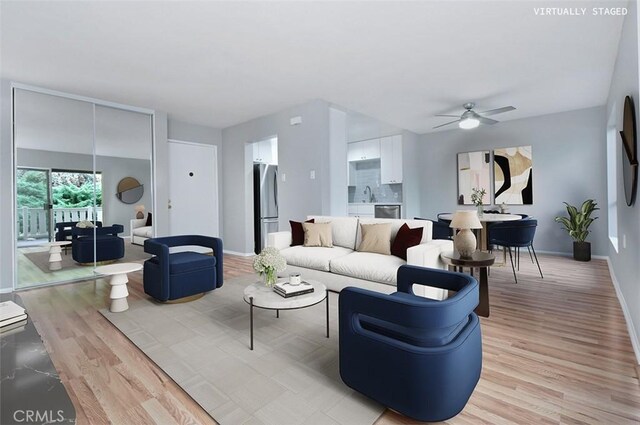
[168,140,219,237]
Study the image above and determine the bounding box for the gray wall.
[1,79,12,292]
[221,100,330,254]
[419,106,608,256]
[606,0,640,362]
[16,148,152,236]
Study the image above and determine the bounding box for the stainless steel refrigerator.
[253,163,279,254]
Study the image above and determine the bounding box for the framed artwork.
[494,146,533,205]
[457,151,491,205]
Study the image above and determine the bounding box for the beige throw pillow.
[357,223,391,255]
[303,222,333,247]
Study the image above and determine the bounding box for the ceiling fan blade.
[433,119,461,129]
[478,106,516,116]
[434,114,460,118]
[477,116,498,125]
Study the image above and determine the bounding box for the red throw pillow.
[391,223,424,260]
[290,219,314,246]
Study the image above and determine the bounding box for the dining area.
[425,210,544,318]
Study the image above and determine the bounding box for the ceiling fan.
[433,102,516,130]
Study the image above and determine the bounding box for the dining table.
[438,212,522,251]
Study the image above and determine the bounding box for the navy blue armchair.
[339,265,482,422]
[56,220,102,242]
[143,235,223,302]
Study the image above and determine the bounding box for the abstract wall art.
[493,146,533,205]
[457,151,491,205]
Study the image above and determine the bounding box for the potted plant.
[554,199,599,261]
[471,187,487,217]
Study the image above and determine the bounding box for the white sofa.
[268,216,453,299]
[130,218,153,245]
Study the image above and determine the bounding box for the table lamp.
[449,210,482,258]
[134,205,145,219]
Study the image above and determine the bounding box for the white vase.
[454,228,477,258]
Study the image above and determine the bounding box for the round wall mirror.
[621,96,638,206]
[116,177,144,204]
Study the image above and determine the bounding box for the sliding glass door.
[16,168,52,246]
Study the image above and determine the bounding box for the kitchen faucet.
[364,185,373,203]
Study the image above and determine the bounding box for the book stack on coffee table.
[274,281,314,298]
[0,301,28,336]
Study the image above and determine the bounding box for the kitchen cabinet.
[380,135,403,184]
[347,139,380,162]
[348,204,375,217]
[253,138,277,164]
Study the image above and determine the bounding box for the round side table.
[94,263,143,312]
[440,250,495,317]
[47,241,72,271]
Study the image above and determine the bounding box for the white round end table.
[94,263,143,313]
[46,241,72,271]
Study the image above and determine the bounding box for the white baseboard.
[223,250,255,257]
[535,249,608,260]
[606,257,640,365]
[0,287,14,294]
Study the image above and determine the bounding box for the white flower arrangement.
[253,247,287,286]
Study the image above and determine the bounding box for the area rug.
[100,274,384,425]
[24,243,152,273]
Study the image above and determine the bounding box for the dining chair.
[487,219,543,283]
[414,217,453,240]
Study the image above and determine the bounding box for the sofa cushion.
[133,226,153,238]
[290,219,314,246]
[303,222,333,247]
[356,218,433,248]
[330,252,406,284]
[148,252,216,274]
[391,223,424,260]
[357,223,391,255]
[280,246,352,272]
[307,216,358,250]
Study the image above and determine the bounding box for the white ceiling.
[0,1,627,134]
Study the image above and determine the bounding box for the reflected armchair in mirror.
[72,224,125,264]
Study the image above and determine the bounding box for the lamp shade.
[449,210,482,229]
[134,205,145,212]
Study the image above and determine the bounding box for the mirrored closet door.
[13,86,154,290]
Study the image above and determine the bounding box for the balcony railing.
[17,207,103,240]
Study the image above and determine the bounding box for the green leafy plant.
[554,199,599,242]
[470,187,486,207]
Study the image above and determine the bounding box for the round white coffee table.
[94,263,143,313]
[243,279,328,350]
[47,241,72,271]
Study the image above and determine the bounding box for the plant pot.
[573,241,591,262]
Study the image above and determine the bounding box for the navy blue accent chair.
[72,224,124,263]
[488,219,543,283]
[339,265,482,422]
[414,217,453,240]
[56,221,102,242]
[143,235,223,302]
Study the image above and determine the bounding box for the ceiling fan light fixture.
[459,117,479,129]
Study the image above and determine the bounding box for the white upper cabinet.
[380,135,403,184]
[253,138,278,164]
[347,139,380,162]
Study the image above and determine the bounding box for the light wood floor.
[17,254,640,424]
